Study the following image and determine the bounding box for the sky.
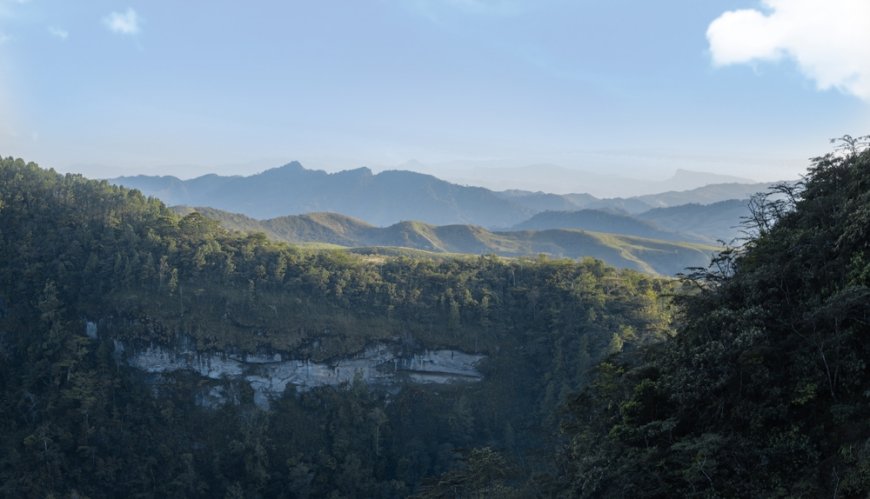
[0,0,868,186]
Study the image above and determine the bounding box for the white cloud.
[48,26,68,40]
[103,8,141,35]
[707,0,870,101]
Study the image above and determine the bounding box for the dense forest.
[559,137,870,497]
[0,157,672,497]
[1,135,868,498]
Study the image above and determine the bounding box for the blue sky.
[0,0,868,184]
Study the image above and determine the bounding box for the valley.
[2,140,869,497]
[0,157,675,496]
[3,1,867,496]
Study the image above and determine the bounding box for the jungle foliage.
[4,134,866,498]
[0,157,672,497]
[559,137,870,497]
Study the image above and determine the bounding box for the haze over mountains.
[115,162,527,227]
[108,161,776,275]
[511,210,691,242]
[113,161,773,231]
[173,207,718,275]
[397,160,757,197]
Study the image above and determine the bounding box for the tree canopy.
[559,138,870,497]
[0,157,674,497]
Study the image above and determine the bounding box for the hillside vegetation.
[1,136,857,498]
[559,137,870,497]
[0,157,675,497]
[174,206,718,275]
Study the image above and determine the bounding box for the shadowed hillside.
[0,156,677,498]
[558,137,870,497]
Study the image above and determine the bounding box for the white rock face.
[195,385,237,409]
[124,342,484,409]
[85,321,98,340]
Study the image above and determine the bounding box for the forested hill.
[559,138,870,497]
[0,157,676,497]
[174,206,719,275]
[3,145,854,498]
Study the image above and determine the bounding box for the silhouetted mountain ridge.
[117,163,531,226]
[113,162,776,232]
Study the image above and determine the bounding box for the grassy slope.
[174,206,719,275]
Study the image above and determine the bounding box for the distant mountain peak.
[668,168,755,185]
[112,161,531,226]
[262,161,306,175]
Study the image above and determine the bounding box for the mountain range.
[114,163,526,227]
[510,209,693,242]
[637,199,753,244]
[113,162,773,229]
[396,160,756,197]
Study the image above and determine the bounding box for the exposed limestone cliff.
[121,341,485,408]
